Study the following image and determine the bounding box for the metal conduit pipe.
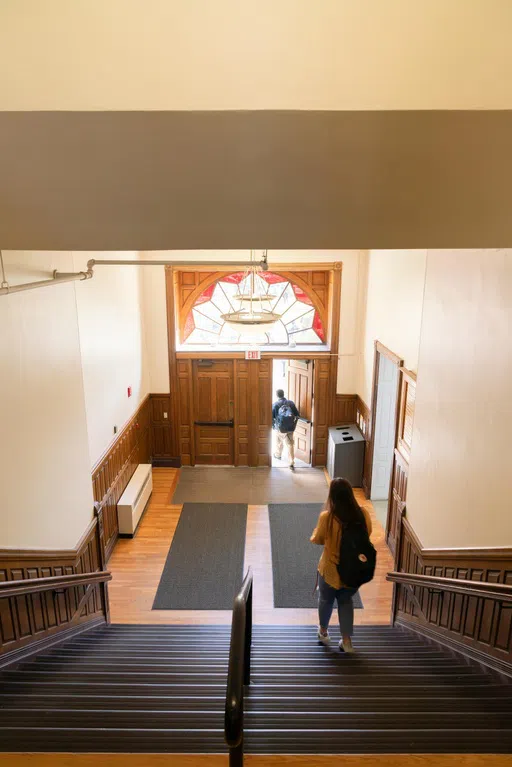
[0,252,268,297]
[0,268,93,297]
[87,256,269,270]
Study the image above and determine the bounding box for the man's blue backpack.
[277,401,297,433]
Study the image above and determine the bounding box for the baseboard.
[396,617,512,679]
[0,616,106,670]
[152,457,181,468]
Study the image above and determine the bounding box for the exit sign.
[245,350,261,360]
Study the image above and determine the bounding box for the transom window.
[182,271,326,347]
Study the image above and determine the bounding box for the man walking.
[272,389,300,469]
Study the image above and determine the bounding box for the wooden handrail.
[225,567,253,767]
[0,572,112,599]
[387,571,512,603]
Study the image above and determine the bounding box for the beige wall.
[1,0,512,110]
[0,253,94,549]
[73,253,150,466]
[139,250,364,394]
[357,250,427,405]
[406,250,512,548]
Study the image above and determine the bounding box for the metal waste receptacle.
[326,424,365,487]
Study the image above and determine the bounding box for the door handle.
[195,420,234,427]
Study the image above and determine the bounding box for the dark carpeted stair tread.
[1,623,511,755]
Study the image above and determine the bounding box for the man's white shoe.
[317,629,330,645]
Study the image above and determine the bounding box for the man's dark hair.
[276,389,285,399]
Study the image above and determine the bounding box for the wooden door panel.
[195,425,233,464]
[287,359,313,420]
[234,360,250,466]
[196,376,213,421]
[255,359,272,466]
[287,359,313,463]
[386,368,415,553]
[294,419,312,462]
[192,360,234,465]
[312,359,330,466]
[216,376,232,422]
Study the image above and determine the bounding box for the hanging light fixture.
[221,250,281,337]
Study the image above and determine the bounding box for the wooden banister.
[387,571,512,604]
[0,571,112,599]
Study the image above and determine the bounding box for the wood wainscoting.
[91,395,152,560]
[150,393,174,464]
[91,393,175,559]
[0,515,107,660]
[334,394,357,424]
[393,510,512,675]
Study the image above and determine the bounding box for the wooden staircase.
[1,623,511,755]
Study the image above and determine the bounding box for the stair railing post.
[244,580,252,687]
[230,739,244,767]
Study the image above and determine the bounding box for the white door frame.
[367,341,403,503]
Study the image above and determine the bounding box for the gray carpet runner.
[153,503,247,610]
[268,503,363,609]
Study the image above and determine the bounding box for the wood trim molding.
[175,351,338,360]
[402,516,512,561]
[375,340,403,365]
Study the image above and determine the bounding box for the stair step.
[39,650,453,662]
[4,663,488,687]
[3,693,511,712]
[25,657,472,670]
[1,727,510,754]
[1,709,510,730]
[3,681,508,696]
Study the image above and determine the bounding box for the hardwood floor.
[5,756,512,767]
[108,468,394,625]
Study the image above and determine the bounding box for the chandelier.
[221,250,281,338]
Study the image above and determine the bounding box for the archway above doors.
[181,270,326,347]
[174,265,334,347]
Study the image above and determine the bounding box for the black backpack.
[276,401,297,433]
[337,522,377,589]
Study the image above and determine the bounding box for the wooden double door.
[286,359,313,465]
[175,356,326,467]
[190,358,273,466]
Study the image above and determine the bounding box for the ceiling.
[1,110,512,250]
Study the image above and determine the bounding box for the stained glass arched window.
[181,271,326,347]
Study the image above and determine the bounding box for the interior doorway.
[369,344,402,529]
[271,359,313,468]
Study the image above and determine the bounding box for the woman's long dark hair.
[327,477,366,531]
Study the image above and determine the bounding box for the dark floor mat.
[152,503,247,610]
[172,466,329,504]
[268,503,363,609]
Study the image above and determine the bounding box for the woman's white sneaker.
[317,628,330,645]
[339,637,355,653]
